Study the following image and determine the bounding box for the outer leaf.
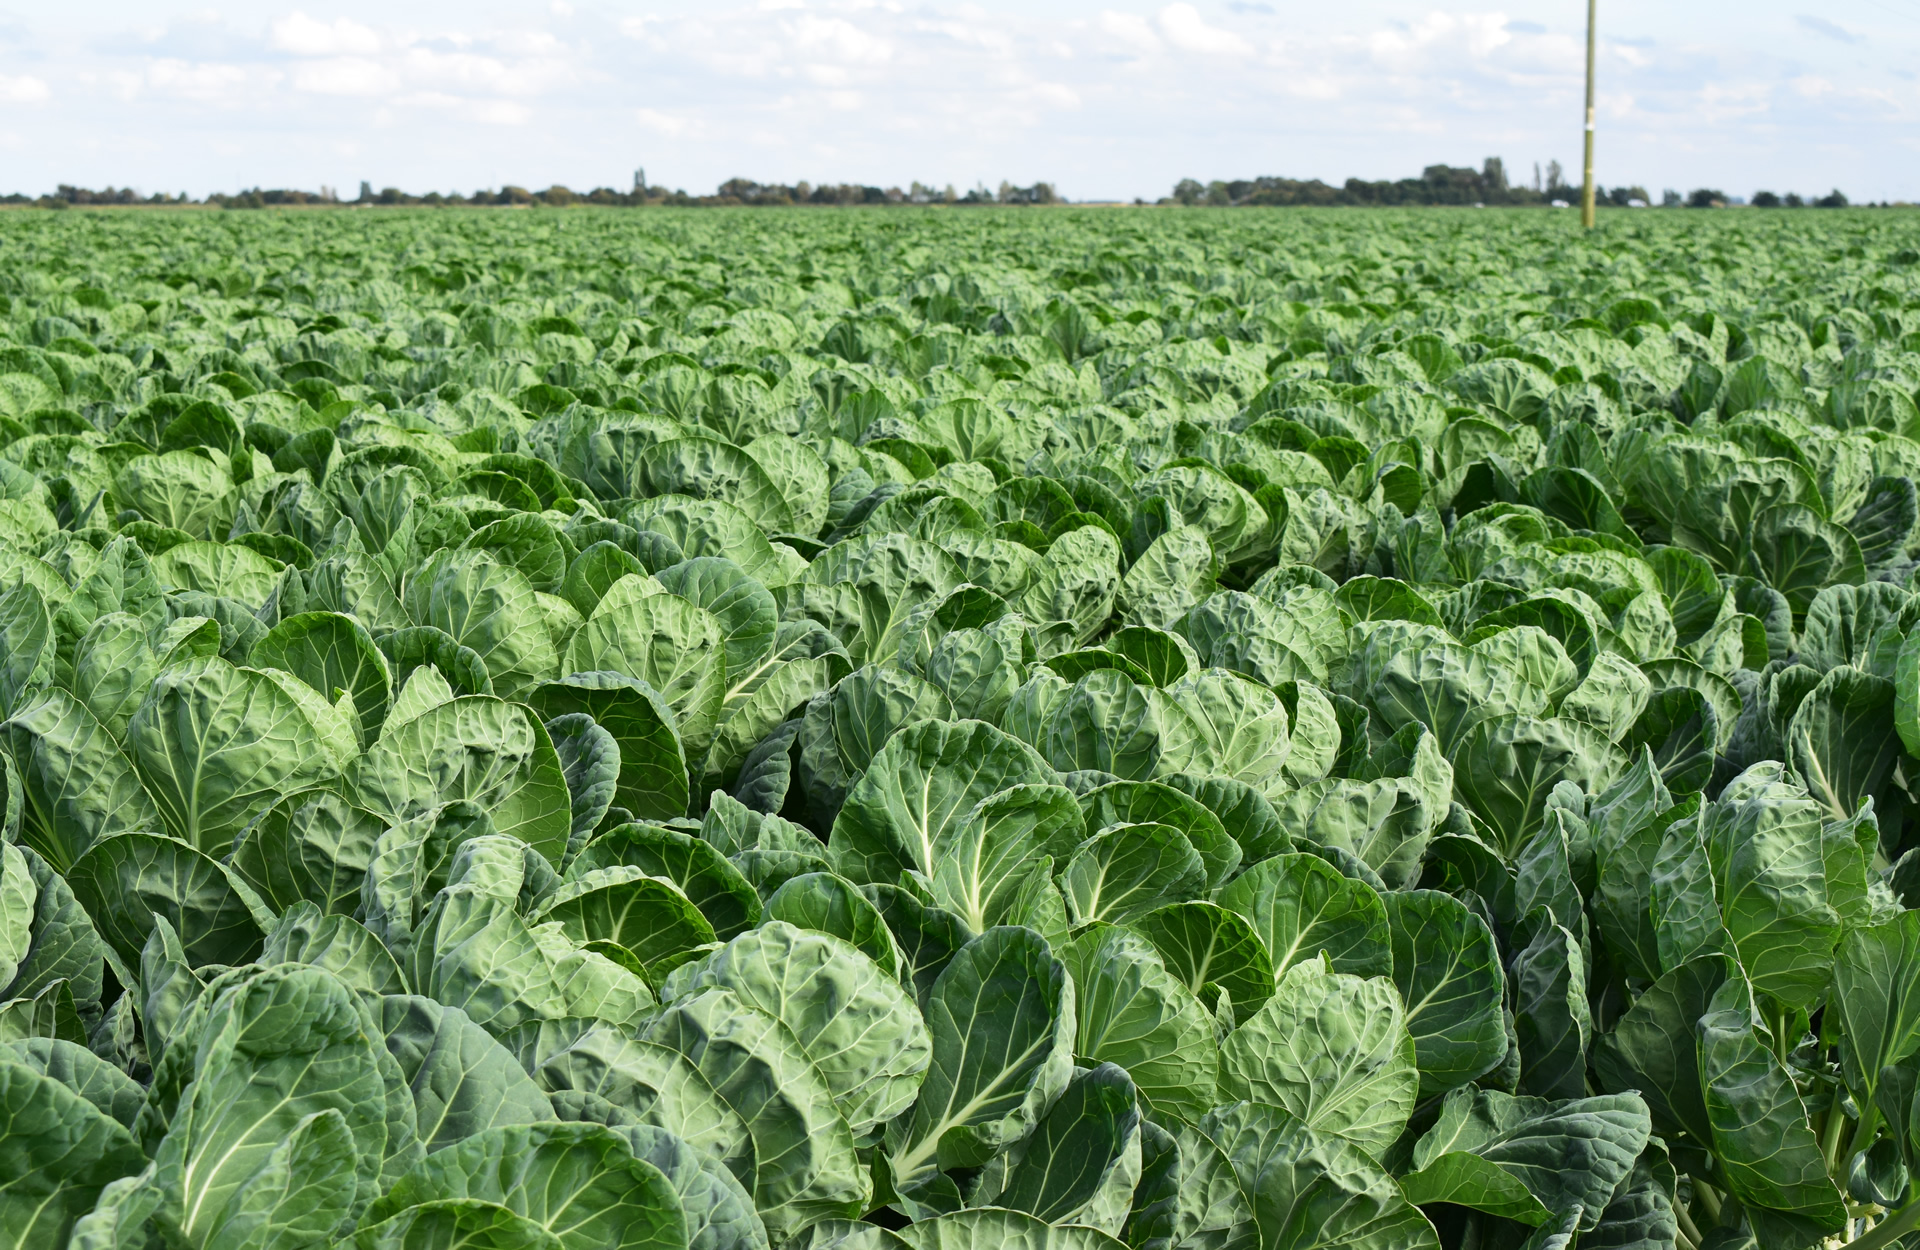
[893,1207,1127,1250]
[126,656,350,855]
[829,718,1053,885]
[1063,923,1218,1125]
[1215,853,1390,981]
[1198,1100,1440,1250]
[353,696,571,867]
[362,1121,689,1250]
[0,1057,146,1249]
[646,987,869,1238]
[1383,890,1507,1098]
[1218,958,1419,1157]
[887,927,1074,1194]
[1697,978,1846,1231]
[673,921,930,1137]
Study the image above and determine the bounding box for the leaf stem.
[1825,1085,1853,1179]
[1674,1197,1706,1248]
[1690,1176,1724,1226]
[1852,1101,1883,1169]
[1846,1196,1920,1250]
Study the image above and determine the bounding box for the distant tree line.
[1169,161,1875,210]
[9,177,1061,210]
[1168,159,1648,207]
[8,170,1885,211]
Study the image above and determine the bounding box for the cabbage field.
[0,204,1918,1250]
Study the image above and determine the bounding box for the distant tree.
[357,181,373,203]
[540,186,575,206]
[1482,157,1508,199]
[1815,188,1849,208]
[1545,160,1564,192]
[1784,192,1805,207]
[1173,179,1204,206]
[1686,188,1726,208]
[1752,190,1782,207]
[1661,189,1682,207]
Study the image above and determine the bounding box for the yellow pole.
[1581,0,1597,229]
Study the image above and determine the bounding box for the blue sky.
[0,0,1914,201]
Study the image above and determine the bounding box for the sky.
[0,0,1915,203]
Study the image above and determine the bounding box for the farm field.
[0,204,1919,1249]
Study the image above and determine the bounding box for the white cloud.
[0,76,50,104]
[1157,4,1252,56]
[636,107,690,136]
[142,59,264,104]
[788,16,892,65]
[1367,12,1511,67]
[290,57,396,96]
[270,12,382,57]
[1025,82,1081,108]
[1099,11,1160,52]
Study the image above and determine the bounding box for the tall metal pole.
[1581,0,1597,229]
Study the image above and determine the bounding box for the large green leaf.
[671,921,930,1137]
[829,718,1053,885]
[250,609,394,744]
[377,994,556,1154]
[617,1122,769,1250]
[528,672,690,822]
[886,927,1074,1200]
[353,696,571,866]
[404,548,559,700]
[68,831,270,972]
[149,965,397,1246]
[930,783,1082,934]
[1062,923,1218,1125]
[765,872,905,977]
[1450,715,1624,857]
[1832,911,1920,1123]
[1383,890,1506,1098]
[408,836,654,1035]
[0,1057,146,1249]
[1407,1086,1652,1231]
[978,1063,1142,1235]
[1061,822,1206,926]
[892,1207,1126,1250]
[1198,1100,1439,1250]
[523,1021,754,1182]
[1126,900,1275,1024]
[1218,957,1419,1157]
[5,687,163,872]
[532,867,717,973]
[230,789,386,917]
[1696,978,1847,1232]
[571,823,761,940]
[361,1121,688,1250]
[1215,852,1390,980]
[126,656,353,855]
[645,987,869,1238]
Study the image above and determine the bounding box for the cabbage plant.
[0,206,1915,1248]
